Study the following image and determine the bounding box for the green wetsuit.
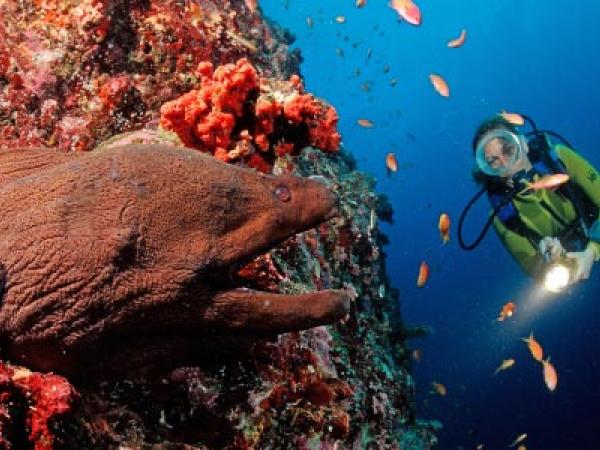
[492,144,600,278]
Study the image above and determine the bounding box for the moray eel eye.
[274,185,291,202]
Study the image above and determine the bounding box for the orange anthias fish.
[447,29,467,48]
[517,446,527,450]
[388,0,421,26]
[417,261,429,287]
[542,357,558,391]
[500,111,525,126]
[493,358,515,375]
[356,0,367,7]
[357,118,374,128]
[509,433,527,447]
[386,152,398,174]
[431,381,447,396]
[429,74,450,97]
[497,301,516,321]
[519,173,570,195]
[522,332,543,362]
[438,213,450,244]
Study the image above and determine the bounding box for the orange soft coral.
[160,58,341,172]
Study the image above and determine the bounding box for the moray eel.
[0,144,350,380]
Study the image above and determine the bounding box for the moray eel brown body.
[0,144,350,380]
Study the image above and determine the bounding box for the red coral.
[282,93,341,152]
[160,59,259,156]
[329,410,350,439]
[0,361,78,450]
[235,253,285,291]
[160,58,341,172]
[303,381,335,407]
[0,1,296,152]
[98,75,132,110]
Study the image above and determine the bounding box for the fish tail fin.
[521,331,533,343]
[443,234,450,245]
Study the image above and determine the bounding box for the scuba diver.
[458,114,600,292]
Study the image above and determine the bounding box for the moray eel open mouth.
[0,144,351,380]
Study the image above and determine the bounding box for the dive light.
[543,262,571,293]
[541,243,577,293]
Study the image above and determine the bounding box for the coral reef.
[0,361,78,450]
[159,58,340,172]
[0,0,299,151]
[0,1,438,449]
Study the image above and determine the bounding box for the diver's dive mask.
[475,130,525,177]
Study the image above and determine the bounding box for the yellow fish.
[438,213,450,244]
[509,433,527,447]
[542,357,558,391]
[493,358,515,375]
[522,332,543,362]
[447,29,467,48]
[429,73,450,97]
[431,381,447,396]
[518,173,570,195]
[500,111,525,126]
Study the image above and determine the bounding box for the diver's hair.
[471,115,519,186]
[471,116,518,153]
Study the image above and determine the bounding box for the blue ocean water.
[262,1,600,449]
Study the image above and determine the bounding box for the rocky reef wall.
[0,1,438,448]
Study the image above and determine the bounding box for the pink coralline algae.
[160,58,341,172]
[0,0,299,151]
[0,361,78,450]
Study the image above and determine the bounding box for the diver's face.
[477,132,530,179]
[483,137,517,173]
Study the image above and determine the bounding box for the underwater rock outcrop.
[0,0,298,152]
[0,1,438,448]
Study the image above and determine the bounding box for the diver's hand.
[565,248,596,282]
[539,237,565,262]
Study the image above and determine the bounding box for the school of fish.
[302,2,567,448]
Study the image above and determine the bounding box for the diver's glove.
[539,237,565,262]
[565,247,597,282]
